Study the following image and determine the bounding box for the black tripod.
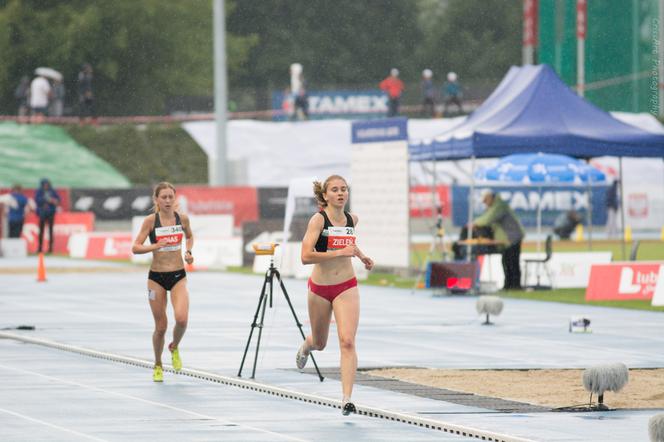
[238,255,324,381]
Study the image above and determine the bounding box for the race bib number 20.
[327,226,355,250]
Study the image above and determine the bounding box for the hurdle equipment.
[649,414,664,442]
[476,295,504,325]
[582,363,629,410]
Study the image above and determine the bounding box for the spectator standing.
[78,63,96,124]
[442,71,464,116]
[30,74,51,123]
[605,179,620,238]
[420,69,435,117]
[35,178,61,254]
[14,76,31,121]
[290,63,309,121]
[50,78,65,117]
[379,68,405,117]
[8,185,32,238]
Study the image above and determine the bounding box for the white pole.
[632,0,640,111]
[211,0,228,185]
[466,156,476,261]
[659,0,664,117]
[536,186,542,253]
[577,0,586,97]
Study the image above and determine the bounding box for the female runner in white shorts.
[296,175,374,415]
[132,182,194,382]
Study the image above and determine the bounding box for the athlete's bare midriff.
[310,256,355,285]
[150,249,185,273]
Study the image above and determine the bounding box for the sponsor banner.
[177,186,257,227]
[258,187,288,219]
[22,212,94,254]
[0,188,71,212]
[586,262,663,301]
[351,118,408,144]
[272,90,389,121]
[479,251,613,289]
[451,185,608,227]
[410,185,451,218]
[68,232,133,260]
[70,188,152,220]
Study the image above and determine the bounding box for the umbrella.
[34,67,63,81]
[475,153,606,249]
[476,153,606,184]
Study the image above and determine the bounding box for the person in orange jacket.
[379,68,405,117]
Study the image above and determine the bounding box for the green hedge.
[65,124,208,186]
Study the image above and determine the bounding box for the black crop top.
[314,210,355,252]
[149,212,184,252]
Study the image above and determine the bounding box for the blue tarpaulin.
[410,65,664,160]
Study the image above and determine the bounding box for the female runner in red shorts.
[296,175,374,415]
[132,182,194,382]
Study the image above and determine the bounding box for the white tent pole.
[619,158,626,260]
[586,164,593,251]
[466,155,476,261]
[536,185,542,253]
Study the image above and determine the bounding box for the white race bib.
[154,225,184,252]
[326,226,356,250]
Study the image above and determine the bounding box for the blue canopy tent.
[410,64,664,258]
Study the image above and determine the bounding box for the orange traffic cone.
[185,259,194,273]
[37,252,47,282]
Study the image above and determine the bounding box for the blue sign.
[451,185,608,227]
[272,90,388,121]
[351,118,408,144]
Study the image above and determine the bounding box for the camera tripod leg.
[238,273,270,377]
[274,269,325,382]
[250,285,270,379]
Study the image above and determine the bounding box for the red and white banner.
[576,0,587,39]
[586,262,662,301]
[0,188,71,212]
[176,186,258,227]
[69,232,133,260]
[22,212,94,254]
[523,0,539,46]
[410,185,451,218]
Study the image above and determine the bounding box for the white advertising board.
[351,119,410,269]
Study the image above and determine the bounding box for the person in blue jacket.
[35,178,61,253]
[8,184,31,238]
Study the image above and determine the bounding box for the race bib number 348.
[154,225,184,252]
[327,226,355,250]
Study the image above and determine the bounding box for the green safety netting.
[0,122,130,188]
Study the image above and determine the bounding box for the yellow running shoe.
[169,343,182,371]
[153,365,163,382]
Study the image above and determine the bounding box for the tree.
[0,0,256,115]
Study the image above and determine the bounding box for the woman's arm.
[301,213,354,265]
[132,215,166,254]
[182,214,194,264]
[350,213,374,270]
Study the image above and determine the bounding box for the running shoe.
[169,343,182,371]
[295,342,309,370]
[342,401,357,416]
[153,365,163,382]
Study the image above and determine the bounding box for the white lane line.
[0,363,307,442]
[0,407,108,442]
